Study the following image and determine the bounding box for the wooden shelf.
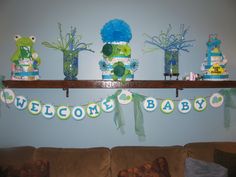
[3,80,236,89]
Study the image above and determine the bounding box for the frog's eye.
[14,35,21,41]
[30,36,36,43]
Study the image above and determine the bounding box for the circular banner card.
[194,97,207,112]
[0,89,15,104]
[28,100,42,115]
[178,99,192,114]
[86,103,101,118]
[210,93,224,108]
[117,90,132,104]
[160,99,175,114]
[72,106,86,120]
[101,98,115,113]
[143,97,157,112]
[14,96,28,110]
[57,106,71,120]
[42,104,55,119]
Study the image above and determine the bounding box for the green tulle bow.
[108,90,146,140]
[219,88,236,128]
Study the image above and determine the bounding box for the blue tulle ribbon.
[219,88,236,128]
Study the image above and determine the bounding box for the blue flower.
[99,60,108,71]
[130,59,139,71]
[101,19,132,43]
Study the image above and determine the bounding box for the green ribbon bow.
[219,88,236,128]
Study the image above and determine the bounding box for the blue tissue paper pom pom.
[101,19,132,43]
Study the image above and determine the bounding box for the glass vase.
[63,50,78,80]
[164,49,179,80]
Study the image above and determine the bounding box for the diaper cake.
[11,35,41,80]
[99,19,138,83]
[201,34,229,80]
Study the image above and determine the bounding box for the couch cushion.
[111,146,187,177]
[0,146,35,166]
[185,142,236,162]
[33,147,111,177]
[214,149,236,177]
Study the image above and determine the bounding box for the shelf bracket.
[63,88,69,97]
[175,88,183,97]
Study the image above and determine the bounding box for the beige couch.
[0,142,236,177]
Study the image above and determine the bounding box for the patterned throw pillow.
[117,157,171,177]
[0,160,49,177]
[185,157,227,177]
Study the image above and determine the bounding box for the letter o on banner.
[72,106,85,120]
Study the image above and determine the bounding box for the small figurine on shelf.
[11,35,41,80]
[42,23,94,80]
[182,72,203,81]
[144,24,195,80]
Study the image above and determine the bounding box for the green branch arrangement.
[42,23,94,53]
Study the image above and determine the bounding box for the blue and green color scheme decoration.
[42,23,94,80]
[99,19,139,83]
[144,24,194,79]
[11,35,41,80]
[200,34,229,80]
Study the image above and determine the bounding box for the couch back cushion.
[111,146,187,177]
[33,147,111,177]
[185,142,236,162]
[0,146,35,166]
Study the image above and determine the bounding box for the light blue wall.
[0,0,236,148]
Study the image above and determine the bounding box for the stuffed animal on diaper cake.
[11,35,41,80]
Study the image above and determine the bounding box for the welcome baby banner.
[0,87,235,139]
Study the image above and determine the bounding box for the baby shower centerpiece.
[42,23,94,80]
[99,19,139,83]
[11,35,41,80]
[144,24,194,79]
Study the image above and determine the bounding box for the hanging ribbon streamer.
[132,92,146,140]
[108,90,125,134]
[0,75,5,117]
[0,75,4,89]
[219,88,236,128]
